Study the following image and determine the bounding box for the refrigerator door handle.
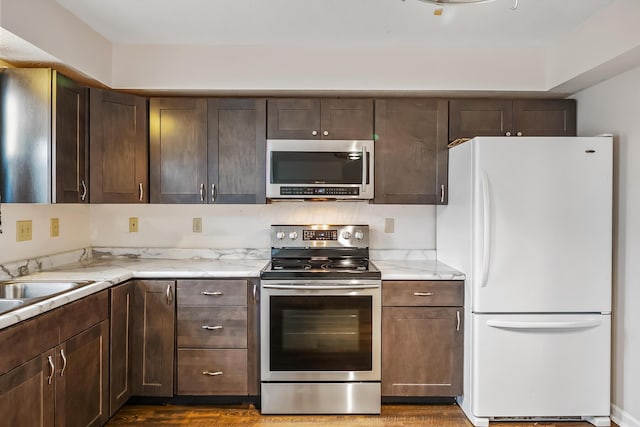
[486,318,603,330]
[481,171,492,287]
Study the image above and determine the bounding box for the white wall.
[573,65,640,427]
[89,203,436,250]
[0,204,90,264]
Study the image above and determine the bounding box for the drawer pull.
[201,291,223,296]
[201,325,223,331]
[202,370,223,376]
[414,292,434,297]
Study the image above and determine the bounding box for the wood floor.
[107,403,614,427]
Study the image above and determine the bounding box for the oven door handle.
[262,284,379,290]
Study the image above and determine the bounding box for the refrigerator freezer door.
[472,137,612,313]
[472,313,611,418]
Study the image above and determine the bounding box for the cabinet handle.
[200,183,205,202]
[414,292,434,297]
[311,130,318,136]
[59,349,67,377]
[166,284,173,305]
[323,130,329,136]
[138,183,144,202]
[505,131,512,136]
[80,179,87,201]
[456,310,461,332]
[252,283,258,304]
[211,184,216,202]
[202,371,223,376]
[47,355,55,385]
[201,291,223,296]
[440,185,445,203]
[516,131,523,136]
[202,325,223,330]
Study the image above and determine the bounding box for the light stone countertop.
[1,249,465,330]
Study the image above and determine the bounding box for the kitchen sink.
[0,299,25,312]
[0,280,95,315]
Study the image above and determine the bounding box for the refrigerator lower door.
[472,313,610,419]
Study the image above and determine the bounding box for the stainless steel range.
[260,224,381,414]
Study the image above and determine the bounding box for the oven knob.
[341,231,352,240]
[276,231,286,240]
[354,230,364,240]
[289,231,298,240]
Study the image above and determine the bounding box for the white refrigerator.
[437,136,612,427]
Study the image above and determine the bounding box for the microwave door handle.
[361,146,367,193]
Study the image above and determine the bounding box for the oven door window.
[270,152,370,184]
[269,296,372,371]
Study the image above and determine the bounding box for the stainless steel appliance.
[260,224,381,414]
[266,139,374,200]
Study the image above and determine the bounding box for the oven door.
[266,139,374,199]
[260,279,381,382]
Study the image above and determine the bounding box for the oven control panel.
[271,225,369,248]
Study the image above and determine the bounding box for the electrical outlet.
[129,217,139,233]
[384,218,395,233]
[50,218,60,237]
[193,217,202,233]
[16,220,33,242]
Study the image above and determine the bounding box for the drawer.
[382,281,463,307]
[177,307,247,348]
[177,280,247,307]
[177,349,248,395]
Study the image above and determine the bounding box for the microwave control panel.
[279,186,359,196]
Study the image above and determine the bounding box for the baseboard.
[612,404,640,427]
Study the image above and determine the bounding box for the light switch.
[50,218,60,237]
[129,217,139,233]
[193,217,202,233]
[384,218,395,233]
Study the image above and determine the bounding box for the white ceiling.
[55,0,612,48]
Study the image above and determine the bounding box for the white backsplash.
[0,204,91,265]
[89,203,436,250]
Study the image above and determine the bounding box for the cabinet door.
[382,307,463,397]
[0,352,55,427]
[150,98,208,203]
[448,99,513,141]
[55,320,109,427]
[267,98,320,139]
[90,89,148,203]
[109,282,135,416]
[54,72,88,203]
[374,99,448,204]
[208,98,266,203]
[247,280,260,396]
[513,99,576,136]
[132,280,175,397]
[320,98,373,140]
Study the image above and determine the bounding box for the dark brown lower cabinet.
[382,281,463,397]
[176,279,258,397]
[132,280,176,397]
[0,352,55,427]
[109,282,135,416]
[0,319,109,427]
[56,320,110,427]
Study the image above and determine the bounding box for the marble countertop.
[1,251,464,330]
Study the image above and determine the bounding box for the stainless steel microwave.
[266,139,374,200]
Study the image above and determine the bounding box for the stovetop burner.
[271,258,370,272]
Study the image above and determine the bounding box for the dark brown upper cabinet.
[90,89,148,203]
[374,99,448,204]
[150,98,208,203]
[208,98,266,204]
[267,98,374,140]
[55,73,89,203]
[150,97,266,204]
[449,98,576,141]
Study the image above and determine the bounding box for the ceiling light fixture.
[418,0,518,7]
